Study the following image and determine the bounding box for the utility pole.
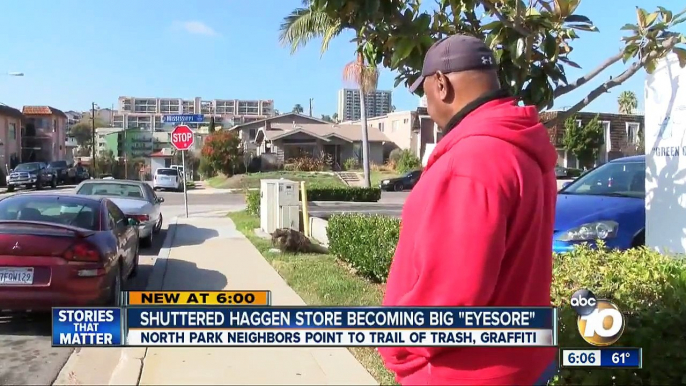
[309,98,313,117]
[91,102,98,179]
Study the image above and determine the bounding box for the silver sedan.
[74,179,164,247]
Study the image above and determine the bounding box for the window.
[403,118,409,124]
[77,182,145,199]
[392,120,399,132]
[560,160,645,198]
[0,196,99,230]
[626,122,641,144]
[106,200,126,230]
[9,123,16,140]
[600,121,611,151]
[378,122,384,132]
[53,119,58,132]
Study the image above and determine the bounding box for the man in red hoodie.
[378,35,559,385]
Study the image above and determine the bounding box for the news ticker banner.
[52,292,558,348]
[561,348,642,368]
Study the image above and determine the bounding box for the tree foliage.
[307,0,686,119]
[292,104,305,113]
[69,119,106,146]
[321,114,334,122]
[200,131,242,176]
[562,115,603,168]
[617,90,638,114]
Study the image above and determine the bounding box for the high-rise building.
[112,96,275,130]
[337,89,392,121]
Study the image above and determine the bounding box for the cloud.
[174,21,218,37]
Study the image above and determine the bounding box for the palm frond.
[278,7,342,56]
[342,55,379,93]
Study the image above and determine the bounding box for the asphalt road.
[0,187,244,386]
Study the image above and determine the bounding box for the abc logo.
[570,289,625,346]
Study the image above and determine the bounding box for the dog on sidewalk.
[271,228,312,253]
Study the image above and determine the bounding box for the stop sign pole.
[171,125,195,218]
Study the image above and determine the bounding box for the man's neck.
[441,89,510,135]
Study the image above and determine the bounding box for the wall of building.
[0,115,22,169]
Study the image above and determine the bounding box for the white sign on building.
[644,53,686,254]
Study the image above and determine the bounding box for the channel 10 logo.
[570,289,625,346]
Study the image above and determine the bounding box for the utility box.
[260,179,300,234]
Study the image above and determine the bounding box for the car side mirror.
[127,217,140,226]
[156,197,165,203]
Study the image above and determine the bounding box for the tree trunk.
[359,89,371,188]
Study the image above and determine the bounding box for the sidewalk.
[56,213,377,385]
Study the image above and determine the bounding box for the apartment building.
[112,97,275,130]
[22,106,67,162]
[0,105,23,169]
[337,89,392,121]
[96,127,153,158]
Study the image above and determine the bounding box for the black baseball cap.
[409,34,497,93]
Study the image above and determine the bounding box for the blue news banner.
[53,306,557,348]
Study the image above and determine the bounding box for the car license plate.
[0,267,34,285]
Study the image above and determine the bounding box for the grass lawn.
[228,210,396,385]
[208,171,345,190]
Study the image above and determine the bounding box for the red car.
[0,194,140,311]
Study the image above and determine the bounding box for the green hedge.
[327,213,400,282]
[306,187,381,202]
[246,190,260,216]
[325,214,686,384]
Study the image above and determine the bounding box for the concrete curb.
[52,218,181,386]
[309,201,383,207]
[309,217,329,247]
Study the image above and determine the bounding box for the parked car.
[553,155,645,253]
[48,160,75,184]
[554,165,568,178]
[6,162,57,192]
[380,170,422,191]
[0,194,140,311]
[74,164,90,182]
[153,168,183,192]
[74,180,164,247]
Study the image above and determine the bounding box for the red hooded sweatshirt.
[379,93,558,385]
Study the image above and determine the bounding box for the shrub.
[245,190,260,216]
[388,148,403,163]
[287,157,325,172]
[306,187,381,202]
[344,157,359,171]
[327,213,400,282]
[551,244,686,385]
[565,168,583,178]
[396,149,421,173]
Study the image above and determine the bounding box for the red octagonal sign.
[171,125,194,151]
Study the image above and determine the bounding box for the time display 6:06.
[562,349,601,367]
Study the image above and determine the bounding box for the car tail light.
[63,241,101,262]
[130,214,149,222]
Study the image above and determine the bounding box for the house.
[0,104,23,170]
[230,113,389,168]
[22,106,68,162]
[353,109,440,162]
[541,111,644,168]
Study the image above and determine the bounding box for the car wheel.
[51,177,57,189]
[35,180,43,190]
[6,185,14,192]
[153,213,163,234]
[394,182,404,191]
[107,264,123,306]
[140,231,153,248]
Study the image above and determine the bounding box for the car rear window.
[0,196,99,230]
[77,183,145,199]
[156,169,178,176]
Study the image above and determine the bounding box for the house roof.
[22,105,67,118]
[265,123,389,142]
[229,112,329,130]
[0,104,24,120]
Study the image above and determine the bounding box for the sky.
[0,0,684,116]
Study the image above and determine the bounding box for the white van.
[153,168,183,192]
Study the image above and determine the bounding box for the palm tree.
[292,104,304,114]
[332,112,339,122]
[617,91,638,114]
[279,2,376,187]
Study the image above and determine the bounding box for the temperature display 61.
[561,348,642,368]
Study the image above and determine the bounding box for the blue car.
[553,155,645,253]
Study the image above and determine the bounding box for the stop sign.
[171,125,194,151]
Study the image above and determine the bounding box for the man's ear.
[435,71,451,102]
